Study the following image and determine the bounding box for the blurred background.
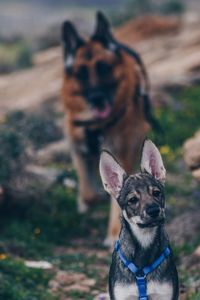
[0,0,200,299]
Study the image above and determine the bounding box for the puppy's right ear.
[141,139,166,184]
[99,151,126,199]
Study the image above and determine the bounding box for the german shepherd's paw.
[103,235,118,249]
[77,200,89,214]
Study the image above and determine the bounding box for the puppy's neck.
[122,210,157,249]
[119,211,168,268]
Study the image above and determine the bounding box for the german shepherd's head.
[61,12,143,126]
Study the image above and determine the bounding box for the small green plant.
[0,126,24,184]
[0,39,32,73]
[189,293,200,300]
[0,257,55,300]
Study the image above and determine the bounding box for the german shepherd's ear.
[61,21,85,57]
[91,11,115,48]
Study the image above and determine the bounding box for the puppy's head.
[99,140,166,228]
[61,12,139,122]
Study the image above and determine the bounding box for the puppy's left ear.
[141,139,166,184]
[99,151,126,199]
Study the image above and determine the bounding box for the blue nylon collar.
[114,240,171,300]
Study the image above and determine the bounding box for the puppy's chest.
[114,280,173,300]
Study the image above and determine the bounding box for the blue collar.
[114,240,171,300]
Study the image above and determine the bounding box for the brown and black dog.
[61,12,160,246]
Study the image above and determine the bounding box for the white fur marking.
[108,43,117,52]
[123,211,156,248]
[65,54,74,69]
[114,281,173,300]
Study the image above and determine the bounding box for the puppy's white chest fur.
[114,281,173,300]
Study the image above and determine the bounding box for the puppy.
[100,139,179,299]
[61,12,158,246]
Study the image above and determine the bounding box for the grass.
[0,85,200,299]
[0,257,55,300]
[190,293,200,300]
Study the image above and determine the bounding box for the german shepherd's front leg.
[104,196,121,247]
[72,149,99,213]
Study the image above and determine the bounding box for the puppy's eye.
[152,189,161,197]
[75,65,88,82]
[96,61,112,76]
[128,196,139,205]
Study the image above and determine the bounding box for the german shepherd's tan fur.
[61,12,150,246]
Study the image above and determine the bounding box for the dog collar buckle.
[135,270,146,280]
[136,276,147,300]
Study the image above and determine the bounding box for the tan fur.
[61,41,150,244]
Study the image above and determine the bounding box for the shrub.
[0,39,32,74]
[161,0,185,15]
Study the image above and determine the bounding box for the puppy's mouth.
[137,216,165,228]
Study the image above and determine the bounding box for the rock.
[81,278,96,287]
[35,139,71,165]
[167,211,200,246]
[63,284,90,293]
[49,270,96,294]
[25,165,61,184]
[48,280,60,292]
[63,178,77,189]
[24,260,53,269]
[116,15,181,43]
[183,130,200,181]
[55,271,86,285]
[194,245,200,257]
[181,245,200,276]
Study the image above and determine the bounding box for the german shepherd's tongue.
[92,103,111,119]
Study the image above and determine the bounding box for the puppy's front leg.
[150,295,173,300]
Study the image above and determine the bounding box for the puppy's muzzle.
[146,204,161,218]
[137,204,165,228]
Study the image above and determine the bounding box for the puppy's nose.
[146,204,160,218]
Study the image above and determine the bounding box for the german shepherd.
[61,12,159,246]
